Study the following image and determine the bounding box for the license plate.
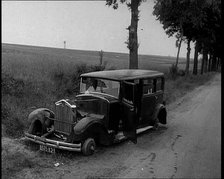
[40,145,55,154]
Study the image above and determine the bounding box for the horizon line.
[2,42,185,59]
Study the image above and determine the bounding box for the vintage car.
[25,69,167,155]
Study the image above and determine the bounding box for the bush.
[90,64,105,72]
[164,73,215,104]
[169,64,179,79]
[2,73,25,97]
[1,104,25,137]
[177,69,185,76]
[1,74,26,137]
[52,63,106,98]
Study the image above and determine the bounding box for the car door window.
[122,81,134,104]
[143,79,154,95]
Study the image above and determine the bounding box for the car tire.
[82,138,96,156]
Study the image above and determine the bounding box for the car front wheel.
[82,138,96,156]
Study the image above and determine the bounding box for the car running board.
[114,126,153,143]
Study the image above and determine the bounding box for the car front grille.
[54,102,75,135]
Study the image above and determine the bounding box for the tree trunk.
[193,41,199,75]
[204,51,208,73]
[185,39,191,75]
[201,50,205,75]
[129,0,139,69]
[216,57,220,70]
[208,54,212,72]
[201,49,208,74]
[175,38,182,67]
[211,54,216,71]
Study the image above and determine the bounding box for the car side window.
[143,79,154,95]
[122,80,134,104]
[156,78,162,91]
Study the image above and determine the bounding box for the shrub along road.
[2,74,221,179]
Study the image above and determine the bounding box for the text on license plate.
[40,145,55,154]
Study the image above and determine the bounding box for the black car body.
[25,69,167,155]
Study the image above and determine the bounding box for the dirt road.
[116,73,221,179]
[8,74,221,179]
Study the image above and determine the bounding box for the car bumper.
[24,132,81,152]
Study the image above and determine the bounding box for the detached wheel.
[82,138,96,156]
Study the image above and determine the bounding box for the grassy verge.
[1,138,35,179]
[1,138,58,179]
[164,72,215,105]
[1,63,106,137]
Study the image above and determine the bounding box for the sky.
[2,1,194,57]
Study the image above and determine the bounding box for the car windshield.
[80,77,120,98]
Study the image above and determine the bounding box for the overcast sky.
[2,1,194,57]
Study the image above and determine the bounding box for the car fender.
[74,116,110,145]
[154,104,167,124]
[27,108,54,134]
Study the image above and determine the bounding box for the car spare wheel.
[82,138,96,156]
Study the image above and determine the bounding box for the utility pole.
[64,41,66,49]
[99,50,103,66]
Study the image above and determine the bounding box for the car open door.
[121,81,138,143]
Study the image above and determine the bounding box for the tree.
[193,41,199,75]
[153,0,221,75]
[208,54,212,72]
[185,39,191,75]
[207,0,222,71]
[175,32,184,67]
[106,0,144,69]
[153,0,193,74]
[196,0,222,73]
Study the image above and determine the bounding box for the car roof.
[81,69,164,81]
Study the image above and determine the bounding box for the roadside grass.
[1,138,80,179]
[1,138,35,179]
[2,150,35,179]
[164,72,215,105]
[1,138,57,179]
[1,63,105,138]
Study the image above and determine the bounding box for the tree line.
[106,0,222,74]
[153,0,222,75]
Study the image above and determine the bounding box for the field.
[1,43,216,178]
[2,43,188,77]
